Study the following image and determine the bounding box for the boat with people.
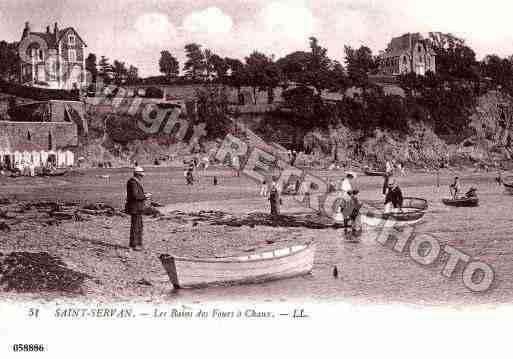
[442,197,479,207]
[502,176,513,194]
[360,197,428,227]
[159,242,316,289]
[442,187,479,207]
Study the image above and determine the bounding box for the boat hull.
[442,198,479,207]
[159,243,316,289]
[361,210,425,227]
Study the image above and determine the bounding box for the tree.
[224,57,246,99]
[98,56,114,83]
[183,43,206,82]
[277,38,346,94]
[306,37,335,94]
[85,53,98,82]
[481,55,513,95]
[127,65,139,85]
[245,51,281,104]
[112,60,127,85]
[276,51,311,85]
[344,45,376,88]
[159,50,179,80]
[209,54,229,83]
[428,32,477,81]
[0,41,19,82]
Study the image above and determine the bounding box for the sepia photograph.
[0,0,512,357]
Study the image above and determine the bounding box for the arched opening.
[27,131,31,141]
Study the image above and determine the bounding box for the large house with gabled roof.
[18,21,87,90]
[378,33,436,76]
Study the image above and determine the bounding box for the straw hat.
[134,166,145,176]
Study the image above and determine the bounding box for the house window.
[69,34,75,45]
[27,131,31,141]
[38,49,44,61]
[68,49,76,63]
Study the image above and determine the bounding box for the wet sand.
[0,166,512,306]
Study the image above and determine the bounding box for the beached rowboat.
[360,209,425,227]
[159,242,316,289]
[503,181,513,193]
[442,197,479,207]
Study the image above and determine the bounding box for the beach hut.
[22,151,31,164]
[65,150,74,167]
[46,150,57,167]
[13,151,22,165]
[31,151,42,168]
[40,150,49,167]
[57,150,67,168]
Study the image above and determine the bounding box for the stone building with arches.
[378,33,436,76]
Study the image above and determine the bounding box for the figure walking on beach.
[383,158,393,195]
[125,166,150,251]
[269,179,281,219]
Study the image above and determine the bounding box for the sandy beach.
[0,166,512,306]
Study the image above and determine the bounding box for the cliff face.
[76,90,513,169]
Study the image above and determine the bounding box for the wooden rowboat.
[159,242,316,289]
[442,197,479,207]
[504,182,513,194]
[360,197,428,227]
[360,209,425,227]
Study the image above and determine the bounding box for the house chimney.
[54,22,59,42]
[22,21,30,39]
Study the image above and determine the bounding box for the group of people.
[0,159,57,177]
[449,177,478,199]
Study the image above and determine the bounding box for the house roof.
[25,27,87,49]
[57,27,87,47]
[29,32,57,48]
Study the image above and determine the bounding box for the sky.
[2,0,513,77]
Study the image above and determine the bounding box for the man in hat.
[384,179,403,214]
[125,166,150,250]
[449,176,461,199]
[341,172,355,194]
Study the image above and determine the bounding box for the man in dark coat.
[269,180,281,218]
[384,180,403,213]
[126,166,149,250]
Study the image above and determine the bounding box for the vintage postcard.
[0,0,512,357]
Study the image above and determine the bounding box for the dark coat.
[125,177,146,214]
[384,186,403,208]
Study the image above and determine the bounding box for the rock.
[136,279,152,286]
[0,222,11,232]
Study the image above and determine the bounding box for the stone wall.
[0,122,78,152]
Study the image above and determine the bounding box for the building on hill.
[18,21,87,90]
[378,33,436,76]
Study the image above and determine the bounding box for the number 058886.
[12,344,46,352]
